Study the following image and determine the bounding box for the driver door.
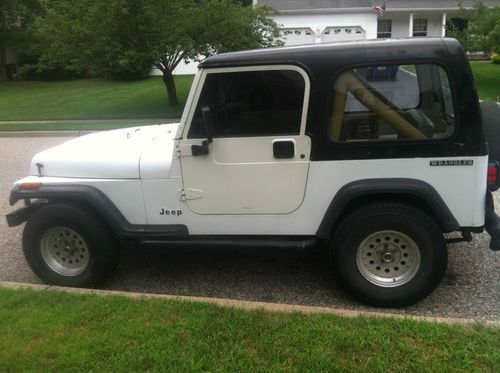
[179,66,311,215]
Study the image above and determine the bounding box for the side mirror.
[192,106,214,156]
[201,106,214,143]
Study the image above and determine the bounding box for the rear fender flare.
[316,178,459,240]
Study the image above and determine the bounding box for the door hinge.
[178,189,186,201]
[179,188,203,201]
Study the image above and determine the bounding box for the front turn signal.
[20,183,42,190]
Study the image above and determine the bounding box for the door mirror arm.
[192,106,214,156]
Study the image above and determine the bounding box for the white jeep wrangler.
[7,38,500,307]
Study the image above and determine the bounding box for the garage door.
[282,28,315,46]
[321,26,365,42]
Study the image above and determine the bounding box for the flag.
[372,1,386,17]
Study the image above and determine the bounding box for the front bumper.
[485,191,500,251]
[6,203,43,227]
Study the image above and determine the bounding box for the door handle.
[273,140,295,159]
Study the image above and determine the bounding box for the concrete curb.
[1,281,498,326]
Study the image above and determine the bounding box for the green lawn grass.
[0,75,193,121]
[0,287,498,372]
[470,62,500,102]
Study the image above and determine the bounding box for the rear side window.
[188,69,305,138]
[328,64,456,142]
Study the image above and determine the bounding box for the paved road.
[1,136,499,321]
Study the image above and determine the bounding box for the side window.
[188,69,305,138]
[328,64,456,142]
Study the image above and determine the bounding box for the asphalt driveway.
[0,135,499,321]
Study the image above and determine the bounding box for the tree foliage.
[447,0,500,53]
[144,0,282,104]
[20,0,97,79]
[0,0,40,80]
[24,0,283,104]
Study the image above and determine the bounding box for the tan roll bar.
[328,71,426,141]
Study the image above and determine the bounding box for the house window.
[328,64,455,142]
[189,69,305,138]
[377,20,392,38]
[413,19,427,37]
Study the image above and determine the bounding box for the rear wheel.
[332,202,447,307]
[23,203,120,287]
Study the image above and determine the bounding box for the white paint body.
[17,142,488,235]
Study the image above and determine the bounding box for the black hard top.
[199,38,463,77]
[199,37,486,161]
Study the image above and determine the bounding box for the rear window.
[328,64,456,142]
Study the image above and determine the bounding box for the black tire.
[23,203,120,287]
[332,202,447,307]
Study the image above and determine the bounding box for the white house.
[263,0,500,44]
[165,0,500,75]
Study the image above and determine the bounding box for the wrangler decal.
[429,160,474,167]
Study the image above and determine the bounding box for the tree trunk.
[162,70,178,106]
[0,42,7,81]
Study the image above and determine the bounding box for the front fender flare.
[8,184,188,239]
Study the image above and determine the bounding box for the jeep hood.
[31,123,179,179]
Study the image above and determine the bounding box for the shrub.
[491,53,500,64]
[18,64,87,81]
[17,54,88,81]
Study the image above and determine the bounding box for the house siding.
[385,12,444,38]
[388,13,412,38]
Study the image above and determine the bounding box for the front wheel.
[332,202,448,307]
[23,203,120,287]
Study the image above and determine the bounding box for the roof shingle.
[257,0,500,11]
